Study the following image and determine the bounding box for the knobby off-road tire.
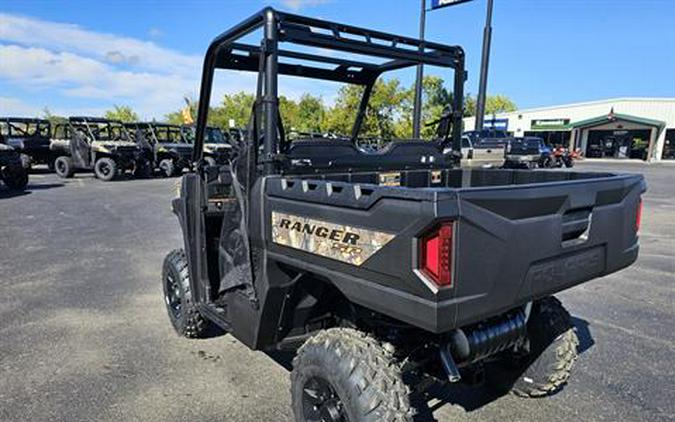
[94,157,117,181]
[491,297,579,398]
[2,163,28,190]
[162,249,210,338]
[291,328,414,422]
[54,156,74,178]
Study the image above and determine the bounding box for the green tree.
[324,79,407,139]
[295,94,325,133]
[209,92,256,128]
[396,75,454,138]
[462,94,517,117]
[279,95,299,130]
[104,105,138,122]
[486,94,517,115]
[42,107,68,126]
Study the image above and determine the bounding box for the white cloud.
[0,13,200,77]
[0,12,340,120]
[0,96,42,116]
[148,28,163,39]
[280,0,331,11]
[0,96,106,117]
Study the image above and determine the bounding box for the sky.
[1,0,673,121]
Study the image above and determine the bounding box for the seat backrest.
[286,139,447,170]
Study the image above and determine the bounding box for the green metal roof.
[571,112,666,129]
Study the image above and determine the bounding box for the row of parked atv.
[0,117,238,189]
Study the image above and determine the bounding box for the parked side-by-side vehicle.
[50,117,144,181]
[0,117,57,170]
[160,9,644,422]
[126,122,194,177]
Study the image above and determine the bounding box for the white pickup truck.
[445,135,506,168]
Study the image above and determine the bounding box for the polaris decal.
[271,211,395,266]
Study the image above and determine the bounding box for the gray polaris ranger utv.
[51,117,144,181]
[182,125,233,166]
[0,117,56,170]
[161,9,645,421]
[126,122,193,177]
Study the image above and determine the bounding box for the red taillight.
[421,223,454,288]
[636,199,643,232]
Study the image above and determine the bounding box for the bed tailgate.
[448,173,646,327]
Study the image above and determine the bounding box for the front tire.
[54,156,74,178]
[94,157,117,181]
[490,297,579,397]
[2,163,28,190]
[162,249,210,338]
[291,328,413,422]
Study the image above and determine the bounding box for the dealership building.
[464,98,675,161]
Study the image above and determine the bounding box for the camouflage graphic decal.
[271,211,395,266]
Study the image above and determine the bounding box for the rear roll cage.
[193,7,466,173]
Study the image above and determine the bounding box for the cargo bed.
[263,168,645,333]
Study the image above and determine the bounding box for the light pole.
[474,0,494,131]
[412,0,426,139]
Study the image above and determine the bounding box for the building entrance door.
[586,129,651,159]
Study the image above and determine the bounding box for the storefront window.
[523,131,570,147]
[663,129,675,160]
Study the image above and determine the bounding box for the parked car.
[444,135,505,168]
[505,136,552,169]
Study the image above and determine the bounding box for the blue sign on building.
[483,118,509,131]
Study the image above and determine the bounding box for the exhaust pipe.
[440,310,528,382]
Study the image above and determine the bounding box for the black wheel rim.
[302,377,348,422]
[57,160,66,174]
[99,162,111,177]
[164,272,182,319]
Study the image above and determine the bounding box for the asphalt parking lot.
[1,161,673,422]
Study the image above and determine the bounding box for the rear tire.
[94,157,117,181]
[162,249,211,338]
[489,297,579,397]
[54,156,74,178]
[291,328,413,422]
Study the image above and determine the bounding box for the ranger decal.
[271,211,395,266]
